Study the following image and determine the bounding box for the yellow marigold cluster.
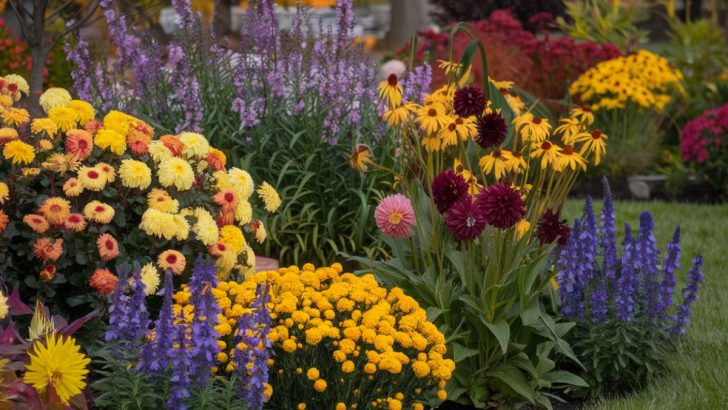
[173,263,453,409]
[0,74,279,284]
[569,50,684,112]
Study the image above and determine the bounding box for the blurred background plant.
[569,50,684,177]
[679,102,728,200]
[66,0,390,267]
[557,0,650,51]
[428,0,566,31]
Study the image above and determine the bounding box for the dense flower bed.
[0,74,278,317]
[680,103,728,198]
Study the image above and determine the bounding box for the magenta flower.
[536,208,570,245]
[476,112,508,149]
[475,183,525,229]
[431,170,469,213]
[446,195,486,241]
[375,194,416,239]
[454,86,486,117]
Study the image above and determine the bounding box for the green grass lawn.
[561,199,728,410]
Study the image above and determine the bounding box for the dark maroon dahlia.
[445,195,486,241]
[431,170,469,213]
[536,208,571,245]
[453,86,486,117]
[476,112,508,149]
[475,183,525,229]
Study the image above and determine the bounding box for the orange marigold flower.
[32,237,63,262]
[96,233,120,261]
[90,268,118,294]
[63,213,87,232]
[65,129,94,160]
[158,250,186,275]
[38,197,71,225]
[159,135,184,157]
[0,209,8,234]
[40,265,56,281]
[23,214,50,233]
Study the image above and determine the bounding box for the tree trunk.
[214,0,234,37]
[387,0,429,50]
[29,44,45,116]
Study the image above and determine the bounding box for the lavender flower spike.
[600,176,618,279]
[671,255,704,335]
[187,257,221,386]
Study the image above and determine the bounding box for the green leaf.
[543,370,590,387]
[487,364,535,403]
[452,342,480,363]
[484,318,510,355]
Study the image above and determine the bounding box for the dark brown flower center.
[592,130,602,139]
[387,74,397,87]
[532,116,542,125]
[563,145,574,155]
[428,108,437,117]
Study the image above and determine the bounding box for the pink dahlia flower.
[375,194,416,239]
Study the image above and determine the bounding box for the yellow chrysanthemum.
[48,106,78,132]
[228,168,254,199]
[219,225,245,254]
[63,177,84,197]
[94,128,127,155]
[119,159,152,189]
[257,182,281,213]
[67,100,95,126]
[140,263,161,296]
[0,291,8,319]
[193,208,219,246]
[178,132,210,158]
[2,140,35,165]
[83,200,115,224]
[158,157,195,191]
[0,181,8,204]
[147,189,180,213]
[235,200,253,225]
[0,127,18,143]
[147,140,173,163]
[103,110,135,135]
[39,88,72,112]
[23,333,90,405]
[140,208,177,240]
[30,118,58,136]
[2,107,30,126]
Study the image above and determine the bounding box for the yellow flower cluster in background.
[569,50,684,112]
[173,263,454,409]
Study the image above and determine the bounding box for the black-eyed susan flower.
[530,140,562,170]
[377,74,403,108]
[479,149,514,180]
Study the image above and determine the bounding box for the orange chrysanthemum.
[157,250,186,275]
[213,189,238,211]
[96,233,119,261]
[65,129,94,160]
[32,237,63,262]
[90,268,118,294]
[208,241,229,257]
[38,197,71,225]
[63,213,87,232]
[159,135,184,157]
[84,119,103,134]
[205,148,226,171]
[0,209,8,234]
[62,177,83,197]
[23,214,50,233]
[127,121,153,155]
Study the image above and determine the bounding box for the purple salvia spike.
[638,211,662,318]
[168,315,191,409]
[600,176,618,279]
[104,264,131,343]
[557,219,584,318]
[670,255,703,334]
[589,275,609,323]
[187,257,220,386]
[615,223,637,321]
[139,270,175,373]
[660,226,681,319]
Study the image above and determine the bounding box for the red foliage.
[398,10,621,104]
[0,19,32,76]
